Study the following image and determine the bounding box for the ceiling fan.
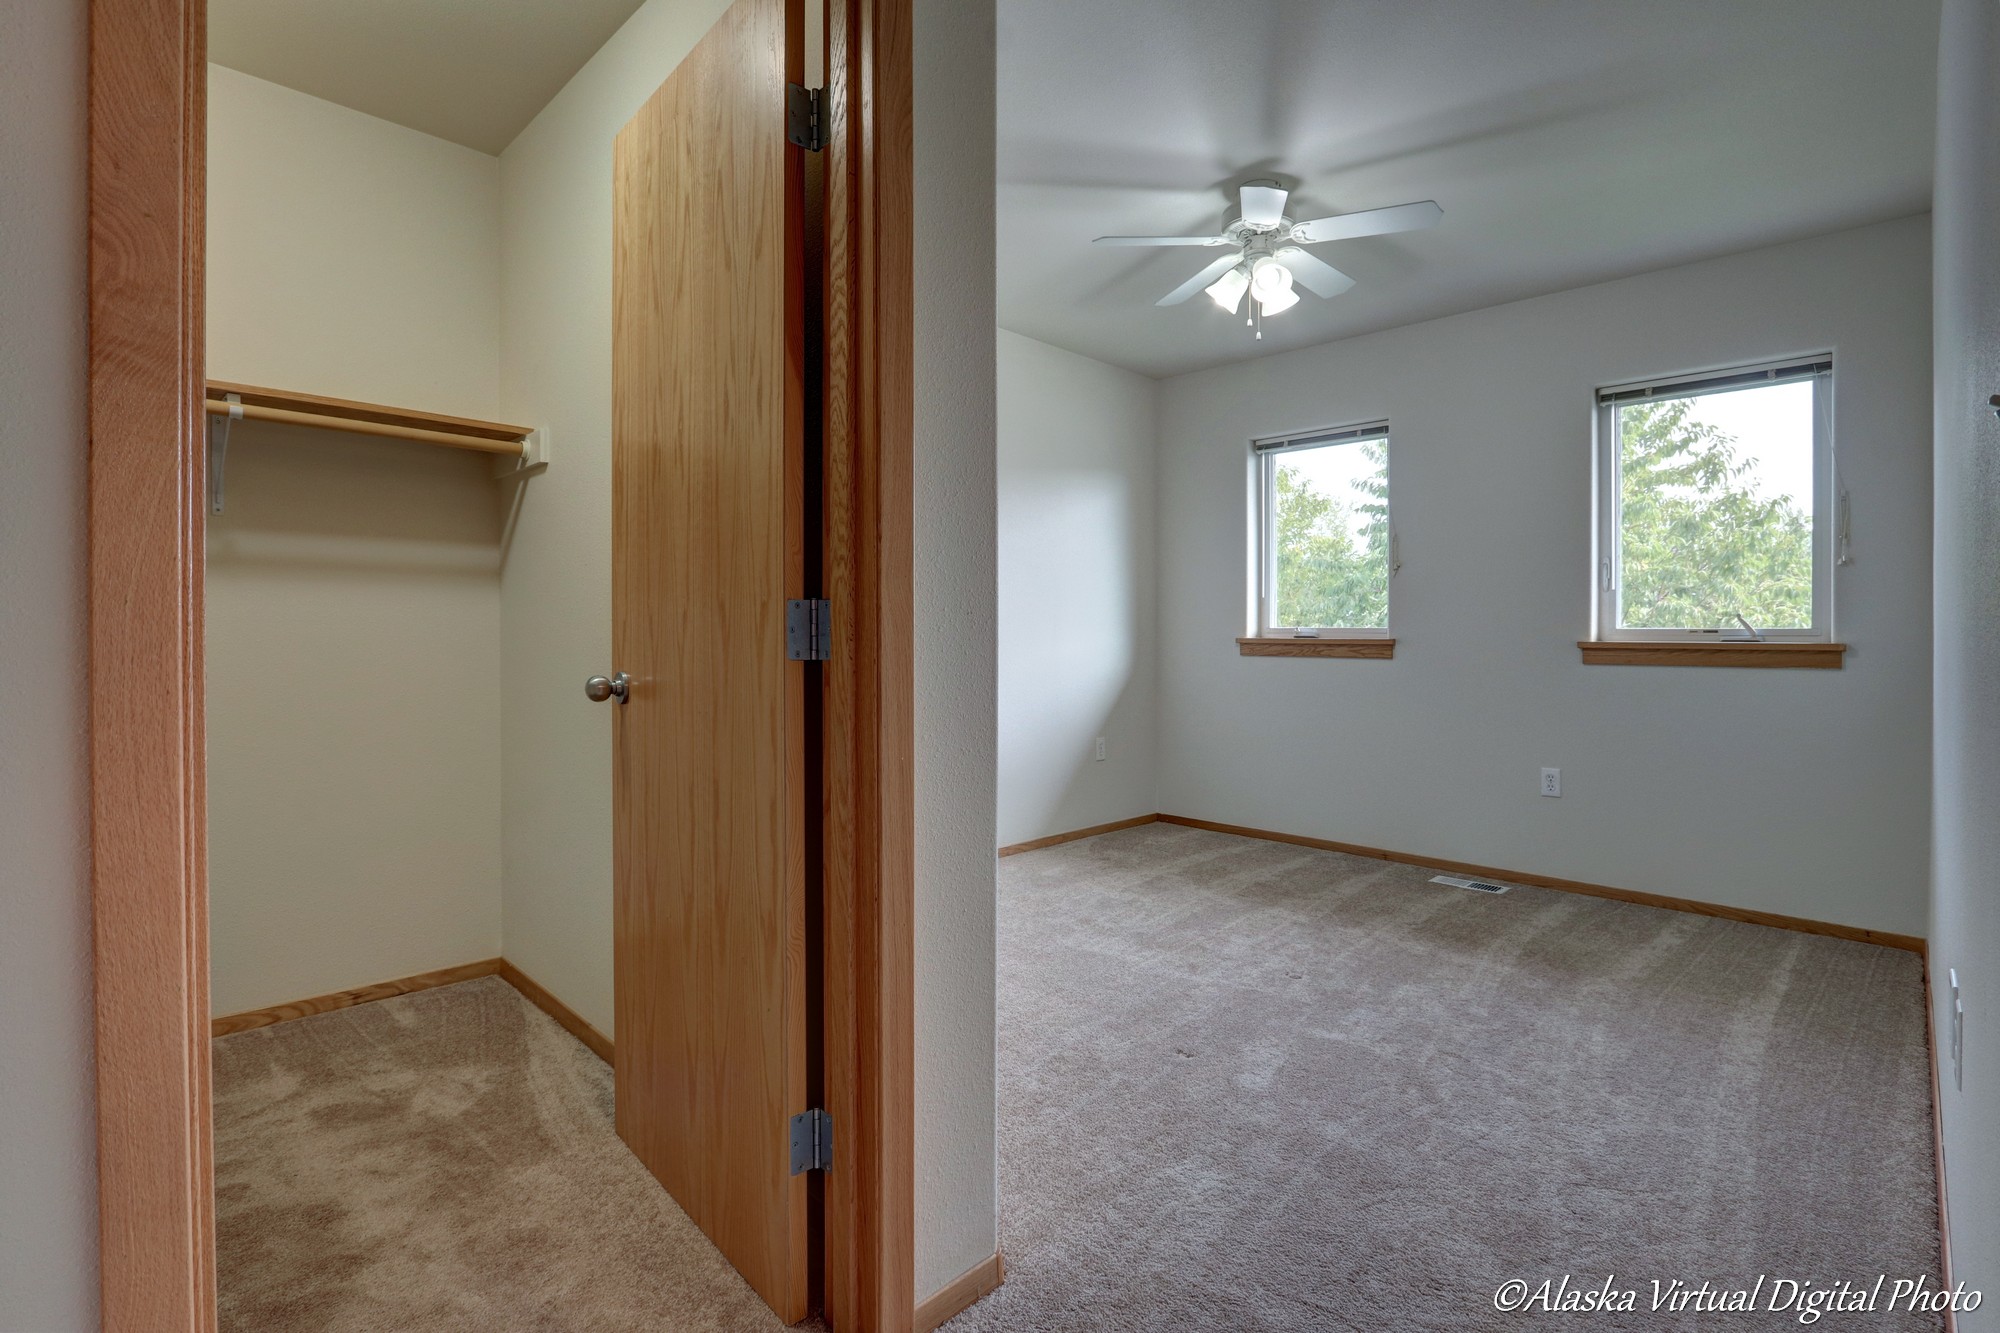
[1095,180,1442,336]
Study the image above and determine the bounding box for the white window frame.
[1252,420,1394,639]
[1593,356,1835,643]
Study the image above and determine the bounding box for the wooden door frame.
[87,0,215,1328]
[819,0,916,1327]
[83,0,915,1326]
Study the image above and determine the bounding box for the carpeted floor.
[212,976,790,1332]
[216,824,1944,1331]
[947,822,1944,1333]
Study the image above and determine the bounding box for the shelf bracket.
[207,392,241,515]
[492,426,551,482]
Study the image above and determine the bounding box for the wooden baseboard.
[1155,814,1926,954]
[1923,962,1959,1333]
[497,959,614,1064]
[208,958,616,1068]
[915,1251,1004,1333]
[998,813,1158,857]
[210,958,503,1037]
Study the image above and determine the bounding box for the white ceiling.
[210,0,650,155]
[999,0,1939,378]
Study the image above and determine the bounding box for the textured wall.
[0,0,97,1325]
[1158,218,1934,939]
[1931,0,2000,1319]
[997,330,1158,847]
[912,0,1000,1299]
[206,68,506,1015]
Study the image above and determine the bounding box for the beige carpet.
[213,976,790,1332]
[948,822,1944,1332]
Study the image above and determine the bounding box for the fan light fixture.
[1092,181,1445,339]
[1249,257,1298,314]
[1205,265,1250,314]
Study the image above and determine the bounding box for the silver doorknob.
[585,672,630,705]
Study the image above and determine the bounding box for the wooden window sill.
[1578,640,1845,669]
[1238,637,1395,659]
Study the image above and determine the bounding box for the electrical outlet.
[1950,968,1964,1092]
[1094,736,1107,762]
[1540,767,1561,798]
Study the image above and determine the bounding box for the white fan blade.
[1093,234,1232,247]
[1289,200,1443,245]
[1277,248,1355,298]
[1239,182,1289,229]
[1158,253,1246,307]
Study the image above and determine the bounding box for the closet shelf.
[204,380,532,457]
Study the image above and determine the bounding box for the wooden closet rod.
[204,380,531,457]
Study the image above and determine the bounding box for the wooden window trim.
[1578,640,1846,669]
[1238,636,1395,659]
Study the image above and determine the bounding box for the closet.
[198,0,861,1327]
[203,50,525,1028]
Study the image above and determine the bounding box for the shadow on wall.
[997,462,1155,846]
[206,422,504,573]
[205,422,505,1018]
[1039,677,1151,837]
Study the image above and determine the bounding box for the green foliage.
[1271,442,1389,629]
[1616,399,1812,629]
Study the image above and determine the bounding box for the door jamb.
[87,0,216,1327]
[84,0,915,1327]
[819,0,916,1328]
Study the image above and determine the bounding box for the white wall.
[203,432,506,1015]
[1158,217,1933,939]
[495,0,731,1044]
[913,0,1000,1297]
[0,2,97,1326]
[206,67,506,1014]
[1931,0,2000,1317]
[997,330,1157,847]
[208,66,501,418]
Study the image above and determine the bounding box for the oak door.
[610,0,809,1319]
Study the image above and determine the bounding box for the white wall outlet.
[1094,736,1107,762]
[1540,767,1561,798]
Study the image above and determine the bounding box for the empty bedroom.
[978,0,1994,1328]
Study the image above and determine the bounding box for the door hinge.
[786,83,825,151]
[790,1108,832,1174]
[787,598,831,661]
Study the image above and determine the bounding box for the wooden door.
[610,0,809,1320]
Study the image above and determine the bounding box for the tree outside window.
[1269,439,1389,631]
[1615,388,1814,631]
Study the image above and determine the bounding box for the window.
[1253,421,1392,638]
[1594,357,1834,642]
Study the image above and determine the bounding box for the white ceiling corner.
[209,0,652,155]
